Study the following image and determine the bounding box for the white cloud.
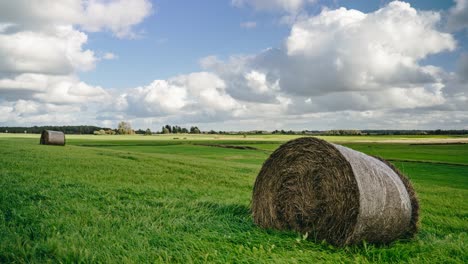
[190,1,463,129]
[0,0,152,38]
[79,0,152,38]
[199,54,281,103]
[103,52,118,60]
[0,1,150,106]
[0,99,96,126]
[440,54,468,111]
[245,70,279,94]
[288,85,446,114]
[0,0,150,127]
[125,80,188,116]
[0,26,96,75]
[13,100,41,115]
[240,21,257,29]
[1,1,466,130]
[119,72,241,119]
[447,0,468,32]
[0,74,110,104]
[204,2,455,111]
[232,0,315,13]
[172,72,240,112]
[0,23,15,33]
[282,2,455,95]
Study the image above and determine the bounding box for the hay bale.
[252,137,418,246]
[40,130,66,146]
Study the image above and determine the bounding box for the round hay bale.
[40,130,66,146]
[252,137,419,246]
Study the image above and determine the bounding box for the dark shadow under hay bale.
[40,130,66,146]
[252,137,419,246]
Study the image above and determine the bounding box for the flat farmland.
[0,134,466,263]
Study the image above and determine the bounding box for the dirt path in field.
[194,143,260,150]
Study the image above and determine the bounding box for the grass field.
[0,134,467,263]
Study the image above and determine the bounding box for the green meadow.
[0,134,467,263]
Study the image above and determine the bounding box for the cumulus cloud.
[79,0,152,38]
[124,80,188,116]
[0,26,96,75]
[0,0,152,38]
[199,54,282,103]
[282,2,455,95]
[288,85,446,114]
[203,1,456,117]
[282,2,454,96]
[0,99,96,126]
[0,74,110,104]
[182,1,467,130]
[0,25,110,105]
[117,72,241,121]
[447,0,468,32]
[440,54,468,111]
[1,1,466,130]
[0,0,151,127]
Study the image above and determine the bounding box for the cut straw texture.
[252,137,418,246]
[40,130,66,146]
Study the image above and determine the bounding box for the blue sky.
[0,0,467,130]
[81,0,461,89]
[81,0,291,89]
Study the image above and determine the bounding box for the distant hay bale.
[40,130,66,146]
[252,137,419,246]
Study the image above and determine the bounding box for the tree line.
[2,124,467,136]
[0,126,109,134]
[161,125,200,134]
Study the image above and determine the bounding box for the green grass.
[343,143,468,165]
[0,135,467,263]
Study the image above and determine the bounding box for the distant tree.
[93,129,106,135]
[165,125,172,133]
[172,126,182,134]
[162,127,170,134]
[190,126,201,134]
[326,129,362,136]
[117,121,133,135]
[145,128,152,135]
[181,128,188,133]
[135,129,145,134]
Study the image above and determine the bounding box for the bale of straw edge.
[40,130,66,146]
[251,137,419,246]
